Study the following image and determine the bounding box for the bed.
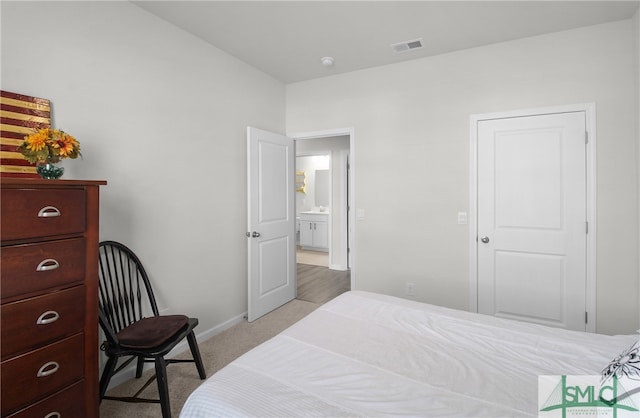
[180,291,637,417]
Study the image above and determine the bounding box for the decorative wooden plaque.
[0,90,51,178]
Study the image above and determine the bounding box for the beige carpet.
[99,299,320,418]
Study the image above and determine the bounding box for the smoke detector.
[321,56,334,67]
[391,38,424,54]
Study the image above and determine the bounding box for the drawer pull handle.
[36,259,60,272]
[37,361,60,377]
[44,413,61,418]
[37,206,61,218]
[37,310,60,325]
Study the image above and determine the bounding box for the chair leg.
[136,355,145,378]
[187,330,207,379]
[99,356,118,401]
[155,356,171,418]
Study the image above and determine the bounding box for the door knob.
[480,236,490,243]
[252,231,261,238]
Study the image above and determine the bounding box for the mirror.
[296,154,330,212]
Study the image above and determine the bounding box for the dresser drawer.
[5,380,85,418]
[1,286,85,360]
[1,238,86,301]
[1,188,86,241]
[1,333,84,416]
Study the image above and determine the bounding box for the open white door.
[247,127,296,322]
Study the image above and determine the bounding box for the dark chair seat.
[98,241,206,418]
[117,315,189,350]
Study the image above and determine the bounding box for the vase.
[36,161,64,179]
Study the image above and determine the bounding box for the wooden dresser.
[0,179,106,418]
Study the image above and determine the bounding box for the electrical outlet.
[406,282,415,296]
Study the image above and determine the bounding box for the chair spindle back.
[98,241,159,336]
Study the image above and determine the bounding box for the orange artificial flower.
[18,128,81,164]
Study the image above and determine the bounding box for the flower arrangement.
[18,128,81,164]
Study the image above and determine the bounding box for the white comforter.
[180,291,635,417]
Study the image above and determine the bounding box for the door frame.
[289,127,355,289]
[469,103,597,332]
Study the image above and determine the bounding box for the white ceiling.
[133,1,640,84]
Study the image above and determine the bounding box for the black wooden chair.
[97,240,206,418]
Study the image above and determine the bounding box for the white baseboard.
[106,311,247,390]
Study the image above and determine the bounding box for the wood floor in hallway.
[296,263,351,304]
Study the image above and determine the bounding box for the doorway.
[469,104,596,332]
[247,127,355,320]
[292,128,355,291]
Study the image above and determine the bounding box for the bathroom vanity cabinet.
[299,212,328,251]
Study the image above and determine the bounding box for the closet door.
[476,111,587,331]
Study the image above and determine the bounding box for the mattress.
[180,291,636,417]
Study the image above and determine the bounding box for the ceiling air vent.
[391,38,424,54]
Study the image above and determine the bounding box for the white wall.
[287,20,638,335]
[1,2,286,333]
